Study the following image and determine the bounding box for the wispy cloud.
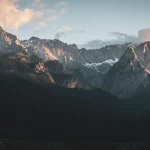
[59,26,73,32]
[35,21,47,31]
[45,16,59,22]
[111,32,136,42]
[55,26,73,39]
[56,1,70,16]
[79,28,150,49]
[32,0,45,8]
[44,1,70,23]
[44,9,56,13]
[56,1,67,6]
[78,40,114,49]
[55,26,85,39]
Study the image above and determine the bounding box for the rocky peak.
[102,47,149,99]
[134,41,150,71]
[143,42,150,53]
[69,44,78,50]
[122,47,138,61]
[29,36,40,41]
[0,26,3,33]
[117,47,142,70]
[0,27,22,54]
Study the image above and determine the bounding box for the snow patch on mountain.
[85,58,119,68]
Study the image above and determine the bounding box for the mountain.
[0,27,22,53]
[0,49,92,89]
[0,26,130,90]
[22,37,131,88]
[0,72,123,141]
[102,46,150,99]
[2,27,150,142]
[3,26,150,99]
[22,37,129,65]
[135,41,150,71]
[0,27,93,89]
[0,71,150,142]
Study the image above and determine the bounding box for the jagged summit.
[69,43,78,49]
[102,47,149,99]
[118,47,141,67]
[134,41,150,71]
[29,36,40,41]
[0,27,22,54]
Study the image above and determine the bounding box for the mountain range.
[1,27,150,141]
[1,26,150,99]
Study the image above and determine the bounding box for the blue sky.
[1,0,150,49]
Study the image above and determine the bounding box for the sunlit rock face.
[22,37,131,88]
[0,50,56,84]
[22,37,129,67]
[0,27,91,89]
[22,38,78,63]
[0,27,22,53]
[102,47,150,99]
[44,60,92,89]
[0,28,55,84]
[135,42,150,71]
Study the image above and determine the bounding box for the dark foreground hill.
[0,73,150,143]
[0,72,120,141]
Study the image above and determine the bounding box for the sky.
[1,0,150,49]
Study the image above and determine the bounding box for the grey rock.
[102,47,150,99]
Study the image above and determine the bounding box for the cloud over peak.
[55,26,73,39]
[137,28,150,43]
[55,26,85,39]
[79,28,150,49]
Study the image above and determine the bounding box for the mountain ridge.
[2,26,150,99]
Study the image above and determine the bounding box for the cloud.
[35,22,47,31]
[36,11,44,18]
[55,26,85,39]
[55,26,73,39]
[78,33,135,49]
[56,1,68,6]
[44,9,56,13]
[0,0,43,30]
[45,16,59,22]
[79,28,150,49]
[137,28,150,43]
[56,1,70,16]
[74,30,85,33]
[58,26,73,32]
[44,1,70,24]
[32,0,45,8]
[58,9,67,15]
[78,40,116,49]
[111,32,136,42]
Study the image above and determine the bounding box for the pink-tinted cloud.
[137,28,150,43]
[0,0,43,30]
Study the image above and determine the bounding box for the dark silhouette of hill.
[0,72,150,143]
[0,73,120,141]
[0,73,150,142]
